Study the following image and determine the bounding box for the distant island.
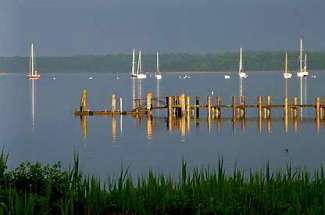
[1,51,325,73]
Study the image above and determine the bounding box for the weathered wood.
[257,96,262,119]
[80,89,87,112]
[239,96,246,119]
[232,96,237,120]
[216,96,221,119]
[180,94,186,117]
[111,94,117,114]
[315,97,321,120]
[291,97,298,119]
[264,96,271,119]
[186,96,190,114]
[167,96,172,118]
[284,97,289,120]
[196,96,200,118]
[207,96,211,119]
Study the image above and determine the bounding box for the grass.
[0,151,325,214]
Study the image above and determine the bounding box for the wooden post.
[216,96,221,119]
[167,96,172,118]
[284,97,289,133]
[315,97,321,120]
[257,96,262,119]
[239,96,246,119]
[111,94,116,113]
[207,96,211,119]
[186,96,191,115]
[232,96,237,120]
[80,89,87,112]
[195,96,200,118]
[146,92,152,115]
[291,97,298,119]
[180,94,186,117]
[320,99,325,120]
[265,96,271,119]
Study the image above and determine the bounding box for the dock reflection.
[78,115,323,141]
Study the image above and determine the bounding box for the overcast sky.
[0,0,324,56]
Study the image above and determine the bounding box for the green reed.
[0,151,325,215]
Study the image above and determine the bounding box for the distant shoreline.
[1,51,325,73]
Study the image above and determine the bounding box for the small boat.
[283,52,292,79]
[155,52,162,80]
[311,74,317,79]
[238,48,247,79]
[88,76,94,80]
[224,75,230,79]
[27,43,40,80]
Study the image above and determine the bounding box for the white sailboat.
[155,51,162,80]
[238,48,248,79]
[136,51,147,79]
[238,47,247,97]
[27,43,40,80]
[283,52,292,79]
[130,49,137,78]
[297,39,309,78]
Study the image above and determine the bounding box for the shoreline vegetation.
[1,152,325,214]
[1,51,325,73]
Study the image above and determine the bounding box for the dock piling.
[257,96,262,119]
[111,94,116,114]
[195,96,200,118]
[291,97,298,119]
[80,89,88,112]
[207,96,211,119]
[146,92,153,115]
[216,96,221,119]
[232,96,237,120]
[315,97,321,120]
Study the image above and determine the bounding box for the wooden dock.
[75,89,325,121]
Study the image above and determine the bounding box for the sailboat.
[302,54,309,77]
[130,49,137,78]
[283,52,292,79]
[238,48,248,79]
[136,51,147,79]
[297,39,309,78]
[27,43,40,80]
[155,52,162,80]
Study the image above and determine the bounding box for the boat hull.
[27,74,40,80]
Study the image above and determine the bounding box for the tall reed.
[0,152,325,215]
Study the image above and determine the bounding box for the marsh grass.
[0,151,325,214]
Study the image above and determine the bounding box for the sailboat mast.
[285,52,288,73]
[299,39,303,74]
[132,49,135,76]
[239,47,243,73]
[156,52,160,74]
[136,51,141,75]
[139,51,142,74]
[31,43,34,76]
[304,54,307,72]
[239,48,243,97]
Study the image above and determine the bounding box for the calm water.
[0,71,325,177]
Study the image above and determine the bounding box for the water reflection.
[79,115,323,141]
[132,78,143,109]
[80,116,88,139]
[30,80,36,130]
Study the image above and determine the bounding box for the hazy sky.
[1,0,324,56]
